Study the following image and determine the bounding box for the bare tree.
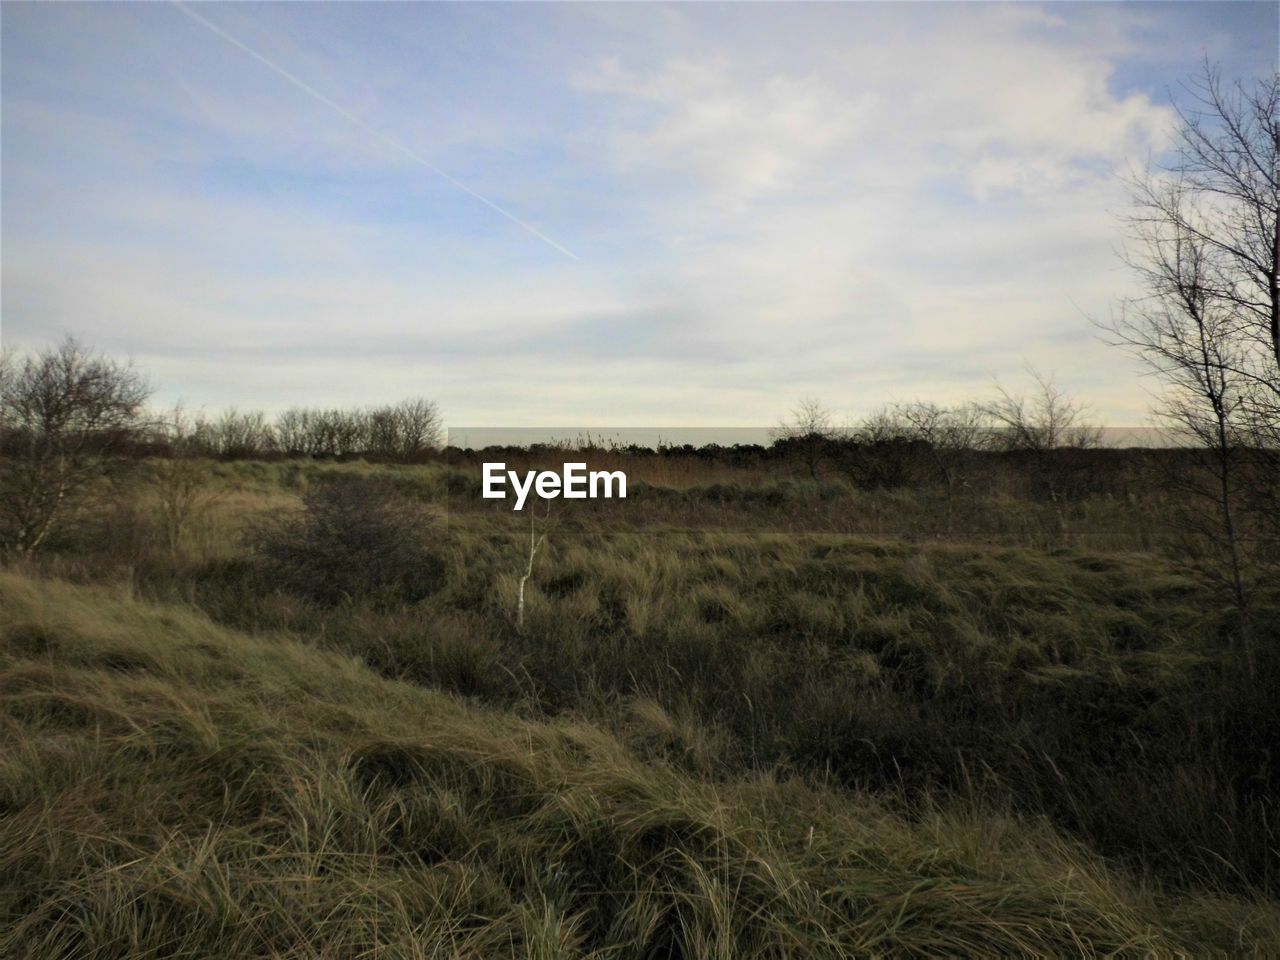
[1148,65,1280,552]
[1130,64,1279,390]
[211,409,276,459]
[362,398,443,461]
[273,399,442,462]
[300,408,364,458]
[836,408,930,490]
[275,408,309,458]
[1112,209,1254,622]
[0,337,149,555]
[983,368,1103,455]
[890,400,988,496]
[392,398,444,460]
[772,398,837,479]
[1167,67,1280,563]
[980,368,1103,518]
[1109,64,1280,648]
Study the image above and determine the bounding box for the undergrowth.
[2,572,1278,957]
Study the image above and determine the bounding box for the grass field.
[6,570,1280,957]
[4,457,1280,956]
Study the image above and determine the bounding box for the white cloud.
[577,56,870,209]
[552,5,1179,421]
[3,1,1257,427]
[577,7,1175,208]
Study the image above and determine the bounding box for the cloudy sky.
[2,2,1276,426]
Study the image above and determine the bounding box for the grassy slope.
[2,571,1278,958]
[197,517,1269,879]
[79,463,1280,898]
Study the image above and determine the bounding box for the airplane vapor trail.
[172,1,579,261]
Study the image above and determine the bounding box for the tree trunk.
[1270,211,1280,374]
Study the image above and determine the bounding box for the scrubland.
[4,456,1280,957]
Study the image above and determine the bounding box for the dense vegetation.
[1,558,1277,957]
[3,453,1278,956]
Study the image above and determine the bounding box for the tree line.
[0,338,443,555]
[158,398,444,461]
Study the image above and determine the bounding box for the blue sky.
[2,2,1276,426]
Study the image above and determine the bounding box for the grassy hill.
[3,569,1279,957]
[5,459,1279,955]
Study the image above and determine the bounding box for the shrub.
[0,337,149,555]
[248,475,445,606]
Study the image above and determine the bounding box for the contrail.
[171,1,579,260]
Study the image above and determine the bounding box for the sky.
[2,2,1277,428]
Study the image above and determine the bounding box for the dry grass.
[3,570,1278,957]
[6,457,1279,955]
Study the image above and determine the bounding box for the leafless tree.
[836,408,930,490]
[980,368,1103,518]
[983,368,1103,455]
[211,408,276,459]
[1109,64,1280,649]
[275,408,309,457]
[1112,209,1254,621]
[390,398,444,459]
[0,337,150,555]
[299,408,364,458]
[890,400,989,496]
[1129,64,1279,391]
[772,398,838,479]
[362,398,443,461]
[273,398,442,462]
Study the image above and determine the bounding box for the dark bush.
[248,476,446,606]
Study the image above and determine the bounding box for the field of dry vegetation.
[3,448,1279,957]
